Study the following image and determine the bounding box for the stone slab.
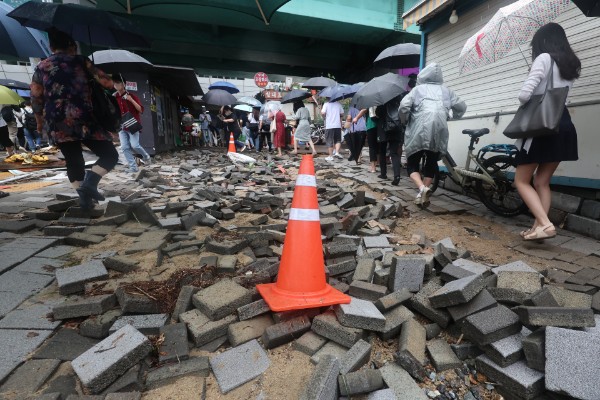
[463,305,522,346]
[447,289,497,322]
[52,294,116,320]
[380,305,414,341]
[429,274,487,308]
[312,311,367,348]
[34,328,99,361]
[389,257,426,292]
[310,341,349,365]
[0,302,61,330]
[407,277,452,328]
[55,260,108,295]
[146,357,209,386]
[293,331,328,356]
[379,363,428,400]
[209,339,270,394]
[515,307,595,328]
[299,355,340,400]
[193,278,252,321]
[158,323,189,364]
[262,316,311,349]
[484,328,530,368]
[339,339,371,374]
[236,299,271,321]
[172,285,199,322]
[374,288,412,312]
[476,356,545,400]
[0,359,61,397]
[109,313,169,335]
[13,257,66,275]
[398,318,426,365]
[179,309,236,347]
[228,315,274,347]
[427,338,462,372]
[72,325,152,394]
[334,297,386,332]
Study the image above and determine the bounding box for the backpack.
[82,59,120,133]
[383,94,404,133]
[1,106,15,123]
[24,110,37,131]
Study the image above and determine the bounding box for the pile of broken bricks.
[0,149,598,400]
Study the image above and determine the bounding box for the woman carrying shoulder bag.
[514,23,581,241]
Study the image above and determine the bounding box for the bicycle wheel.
[475,155,528,217]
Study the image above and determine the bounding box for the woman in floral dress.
[30,29,118,209]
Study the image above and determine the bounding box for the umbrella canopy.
[281,89,311,104]
[90,49,153,73]
[236,96,262,107]
[202,89,237,106]
[303,76,337,90]
[234,104,253,112]
[0,78,30,90]
[329,82,364,103]
[572,0,600,16]
[208,81,239,94]
[7,2,150,48]
[318,84,348,98]
[458,0,571,74]
[97,0,291,26]
[373,43,421,69]
[0,1,50,59]
[351,73,408,109]
[0,85,25,105]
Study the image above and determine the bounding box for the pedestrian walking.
[181,109,194,145]
[400,63,466,205]
[513,23,580,241]
[365,106,378,173]
[220,105,245,151]
[113,74,151,172]
[1,104,19,154]
[272,103,286,157]
[0,109,12,156]
[347,106,367,164]
[30,28,119,209]
[247,107,260,150]
[321,99,344,161]
[291,101,317,155]
[22,101,41,151]
[198,107,212,146]
[257,107,273,152]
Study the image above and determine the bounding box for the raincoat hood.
[417,63,444,85]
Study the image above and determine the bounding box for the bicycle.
[424,128,527,217]
[309,123,325,145]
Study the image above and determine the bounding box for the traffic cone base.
[256,154,351,312]
[257,282,350,312]
[227,132,236,153]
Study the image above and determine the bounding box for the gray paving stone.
[228,315,274,347]
[310,341,349,365]
[334,297,386,332]
[0,269,55,298]
[398,318,426,365]
[193,278,252,321]
[72,325,152,394]
[352,258,375,282]
[522,329,545,372]
[374,289,412,312]
[236,299,270,321]
[380,362,428,400]
[476,356,545,400]
[115,287,161,314]
[146,357,209,386]
[180,309,236,347]
[34,328,100,361]
[55,260,108,295]
[300,355,340,400]
[80,309,122,339]
[339,339,371,374]
[338,369,383,396]
[389,257,426,292]
[65,233,105,247]
[158,323,189,364]
[0,359,60,397]
[0,301,61,330]
[434,242,453,269]
[492,260,539,275]
[52,294,116,320]
[494,271,543,303]
[262,316,311,349]
[40,373,78,398]
[380,305,414,341]
[0,219,37,233]
[450,342,483,361]
[441,259,489,282]
[515,306,595,328]
[0,329,54,382]
[312,311,367,348]
[348,280,388,301]
[209,339,270,394]
[484,328,530,368]
[407,277,452,328]
[13,257,66,275]
[327,258,357,276]
[109,313,169,335]
[447,289,497,322]
[105,393,141,400]
[541,286,593,308]
[363,236,390,249]
[427,338,462,371]
[99,363,143,394]
[366,389,396,400]
[463,305,522,346]
[171,285,199,322]
[102,256,139,273]
[0,291,33,318]
[429,274,487,308]
[293,331,328,356]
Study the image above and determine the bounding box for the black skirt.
[515,108,578,165]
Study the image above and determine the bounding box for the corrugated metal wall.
[424,0,600,118]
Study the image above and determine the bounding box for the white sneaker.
[325,156,334,161]
[414,192,423,206]
[334,153,343,159]
[422,186,432,205]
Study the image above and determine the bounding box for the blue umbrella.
[318,84,348,98]
[0,2,50,58]
[208,81,240,94]
[329,82,365,103]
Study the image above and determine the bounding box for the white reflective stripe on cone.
[289,208,320,222]
[296,174,316,187]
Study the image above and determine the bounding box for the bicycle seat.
[462,128,490,138]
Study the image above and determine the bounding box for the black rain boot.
[77,170,105,203]
[391,176,400,186]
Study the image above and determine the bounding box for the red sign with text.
[254,72,269,88]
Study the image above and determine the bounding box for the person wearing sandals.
[291,101,317,156]
[514,23,580,241]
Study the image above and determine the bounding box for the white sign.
[285,77,293,90]
[125,81,138,91]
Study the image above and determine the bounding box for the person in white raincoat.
[399,63,466,206]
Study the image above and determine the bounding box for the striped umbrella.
[458,0,571,74]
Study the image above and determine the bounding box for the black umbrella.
[302,76,337,90]
[90,49,153,73]
[373,43,421,69]
[281,89,311,104]
[572,0,600,16]
[0,1,50,58]
[0,78,30,90]
[351,73,409,109]
[7,2,150,48]
[203,89,237,106]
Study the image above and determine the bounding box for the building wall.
[423,0,600,188]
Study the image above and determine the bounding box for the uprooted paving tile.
[0,148,598,399]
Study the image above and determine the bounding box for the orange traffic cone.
[227,132,236,153]
[257,155,351,311]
